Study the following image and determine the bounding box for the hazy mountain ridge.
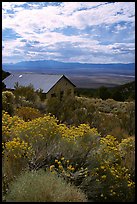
[2,60,135,88]
[3,60,135,71]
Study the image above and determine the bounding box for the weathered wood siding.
[46,76,75,100]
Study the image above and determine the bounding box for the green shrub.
[6,170,87,202]
[119,137,135,179]
[108,126,128,142]
[46,97,62,119]
[92,111,120,137]
[46,96,83,124]
[14,84,40,108]
[118,102,135,135]
[2,91,15,116]
[97,86,111,100]
[2,81,6,90]
[2,154,29,192]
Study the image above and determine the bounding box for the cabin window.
[67,89,72,95]
[51,93,56,97]
[60,91,64,100]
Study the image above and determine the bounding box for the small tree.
[14,84,40,107]
[2,82,6,91]
[111,89,124,101]
[97,86,111,100]
[2,91,15,116]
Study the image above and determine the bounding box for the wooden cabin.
[3,73,76,100]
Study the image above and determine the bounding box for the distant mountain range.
[2,60,135,88]
[2,60,135,73]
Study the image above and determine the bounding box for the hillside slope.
[76,81,135,101]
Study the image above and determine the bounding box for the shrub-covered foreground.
[2,87,135,141]
[5,170,87,202]
[2,111,135,202]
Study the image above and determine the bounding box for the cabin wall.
[46,77,75,100]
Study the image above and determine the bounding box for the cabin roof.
[2,72,75,93]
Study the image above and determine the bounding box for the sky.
[2,2,135,64]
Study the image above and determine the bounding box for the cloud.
[2,2,135,64]
[115,24,127,31]
[107,43,135,54]
[2,2,27,10]
[70,2,134,29]
[2,2,135,32]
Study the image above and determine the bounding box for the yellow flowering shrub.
[2,113,63,172]
[15,107,43,121]
[88,162,135,202]
[99,135,120,164]
[81,134,135,202]
[58,123,98,140]
[52,157,76,173]
[3,137,33,159]
[3,137,34,187]
[56,123,100,167]
[12,114,60,145]
[3,134,34,187]
[118,137,135,175]
[2,111,24,142]
[2,112,61,184]
[2,111,135,202]
[2,113,100,168]
[49,157,89,186]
